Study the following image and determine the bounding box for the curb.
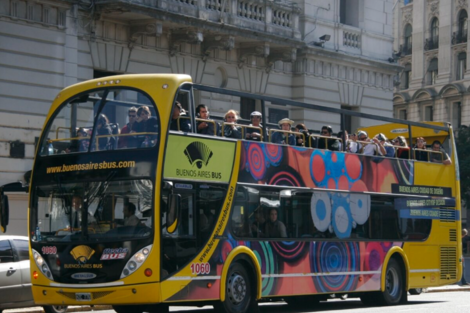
[426,286,470,293]
[5,305,113,313]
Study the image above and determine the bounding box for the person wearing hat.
[245,111,263,141]
[354,130,377,156]
[170,101,191,132]
[271,118,296,145]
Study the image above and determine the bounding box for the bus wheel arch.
[219,246,262,302]
[381,249,409,305]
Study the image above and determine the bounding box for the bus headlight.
[32,249,52,280]
[120,245,152,279]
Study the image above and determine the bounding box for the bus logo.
[70,245,95,264]
[184,142,213,169]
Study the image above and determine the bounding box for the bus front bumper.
[32,282,162,306]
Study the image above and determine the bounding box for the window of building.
[459,10,468,43]
[452,102,462,129]
[402,63,412,89]
[430,18,439,48]
[240,97,255,120]
[268,108,288,124]
[424,105,433,121]
[398,109,407,120]
[403,24,412,55]
[457,52,467,80]
[428,58,438,85]
[339,0,359,27]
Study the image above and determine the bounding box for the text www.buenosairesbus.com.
[46,161,136,174]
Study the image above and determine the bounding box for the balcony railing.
[452,32,468,45]
[424,38,439,51]
[95,0,301,40]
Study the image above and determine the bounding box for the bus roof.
[358,121,450,143]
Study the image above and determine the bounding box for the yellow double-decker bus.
[0,74,462,313]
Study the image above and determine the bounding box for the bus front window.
[39,88,159,155]
[31,179,153,242]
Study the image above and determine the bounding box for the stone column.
[64,4,79,87]
[437,0,451,84]
[410,0,425,89]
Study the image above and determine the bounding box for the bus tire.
[112,305,144,313]
[380,258,404,305]
[215,262,258,313]
[409,288,422,295]
[43,305,68,313]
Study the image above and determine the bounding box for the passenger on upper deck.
[245,111,263,141]
[118,106,137,149]
[356,131,378,156]
[170,101,191,132]
[392,136,410,159]
[95,114,113,151]
[223,110,242,139]
[271,118,296,145]
[347,133,360,153]
[375,133,395,157]
[295,123,310,147]
[430,140,452,165]
[317,126,340,151]
[196,104,219,136]
[414,137,429,162]
[264,208,287,238]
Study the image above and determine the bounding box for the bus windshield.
[39,88,159,156]
[31,179,153,243]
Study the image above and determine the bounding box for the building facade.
[0,0,398,235]
[393,0,470,127]
[393,0,469,225]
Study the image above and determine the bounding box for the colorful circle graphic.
[310,241,360,292]
[268,171,302,186]
[246,143,266,180]
[271,241,306,261]
[263,144,283,166]
[311,192,332,232]
[252,241,277,296]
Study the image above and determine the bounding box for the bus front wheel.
[215,262,258,313]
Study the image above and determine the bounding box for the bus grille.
[449,229,457,242]
[439,208,456,222]
[440,247,457,280]
[57,291,114,300]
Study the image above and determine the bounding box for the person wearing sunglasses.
[118,107,138,149]
[317,125,340,151]
[223,110,242,139]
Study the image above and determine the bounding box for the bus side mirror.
[0,195,9,233]
[166,194,181,234]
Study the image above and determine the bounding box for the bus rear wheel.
[215,262,258,313]
[381,258,405,305]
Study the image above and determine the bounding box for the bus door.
[162,189,197,278]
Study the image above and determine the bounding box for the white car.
[0,235,67,313]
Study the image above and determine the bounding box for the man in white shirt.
[123,202,140,226]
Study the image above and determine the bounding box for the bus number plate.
[76,293,92,301]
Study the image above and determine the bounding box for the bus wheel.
[216,262,258,313]
[381,258,404,305]
[112,305,143,313]
[409,288,422,295]
[43,305,68,313]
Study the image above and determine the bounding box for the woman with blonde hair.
[223,110,242,139]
